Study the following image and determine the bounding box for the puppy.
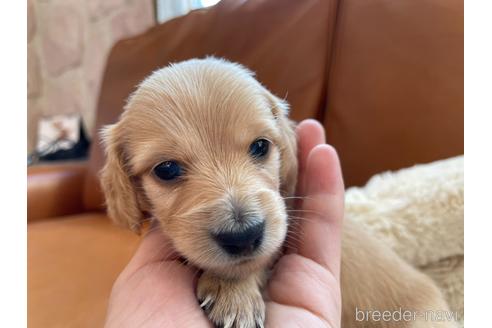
[101,58,455,328]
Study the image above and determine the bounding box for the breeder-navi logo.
[355,307,459,322]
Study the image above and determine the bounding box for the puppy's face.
[101,59,297,278]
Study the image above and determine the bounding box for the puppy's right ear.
[100,124,143,233]
[263,91,298,198]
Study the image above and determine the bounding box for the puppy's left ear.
[100,124,144,234]
[264,90,298,197]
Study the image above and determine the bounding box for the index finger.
[296,119,326,196]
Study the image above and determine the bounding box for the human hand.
[104,119,344,328]
[104,224,212,328]
[265,119,344,327]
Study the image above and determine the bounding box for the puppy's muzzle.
[213,221,265,256]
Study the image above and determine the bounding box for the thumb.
[296,144,344,280]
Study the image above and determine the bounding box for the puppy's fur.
[101,58,455,328]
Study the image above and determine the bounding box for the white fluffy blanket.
[345,156,464,326]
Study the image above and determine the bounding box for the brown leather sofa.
[27,0,463,327]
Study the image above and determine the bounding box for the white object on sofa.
[345,156,464,325]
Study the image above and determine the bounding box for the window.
[155,0,222,24]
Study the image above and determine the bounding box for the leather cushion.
[28,213,140,328]
[28,162,87,222]
[324,0,463,186]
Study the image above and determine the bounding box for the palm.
[105,236,212,328]
[265,254,340,328]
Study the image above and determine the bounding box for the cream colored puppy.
[101,58,455,328]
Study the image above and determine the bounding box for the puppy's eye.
[249,139,270,159]
[153,161,182,181]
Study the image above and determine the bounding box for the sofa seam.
[319,0,345,126]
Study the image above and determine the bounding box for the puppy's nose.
[213,221,265,256]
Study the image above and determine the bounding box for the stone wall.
[27,0,155,152]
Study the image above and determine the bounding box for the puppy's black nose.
[213,221,265,256]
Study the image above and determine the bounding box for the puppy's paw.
[197,273,265,328]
